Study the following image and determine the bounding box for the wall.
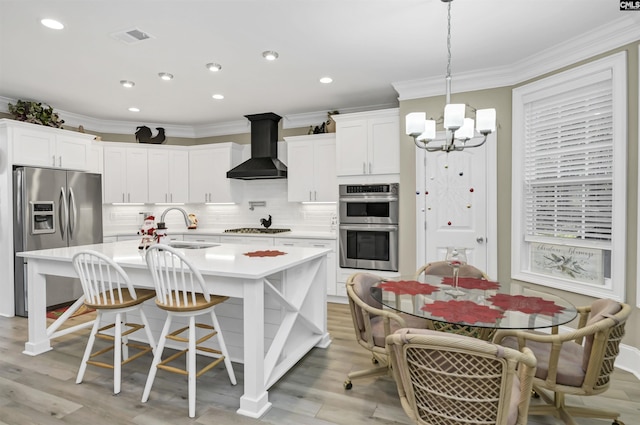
[399,42,640,355]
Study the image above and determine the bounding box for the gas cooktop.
[223,227,291,234]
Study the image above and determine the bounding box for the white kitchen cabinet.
[5,120,94,170]
[148,147,189,203]
[103,144,148,203]
[189,143,243,203]
[274,238,337,296]
[334,108,400,176]
[285,133,337,202]
[219,235,274,246]
[87,141,103,174]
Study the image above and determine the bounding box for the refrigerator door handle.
[59,186,68,239]
[68,187,77,238]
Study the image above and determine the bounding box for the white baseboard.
[615,343,640,380]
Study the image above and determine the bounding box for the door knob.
[476,236,485,244]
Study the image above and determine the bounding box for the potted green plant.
[7,100,65,128]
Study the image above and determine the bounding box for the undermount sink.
[167,241,219,250]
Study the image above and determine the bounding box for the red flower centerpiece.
[441,276,500,291]
[488,293,565,316]
[378,280,440,296]
[420,300,504,324]
[243,250,287,257]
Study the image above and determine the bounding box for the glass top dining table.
[369,273,578,339]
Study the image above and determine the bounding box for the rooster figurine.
[135,126,166,144]
[260,215,272,229]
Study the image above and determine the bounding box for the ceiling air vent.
[110,27,155,44]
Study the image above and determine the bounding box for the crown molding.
[0,96,397,137]
[394,15,640,100]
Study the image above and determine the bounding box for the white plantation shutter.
[511,52,626,300]
[523,75,613,246]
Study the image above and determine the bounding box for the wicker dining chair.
[493,299,631,425]
[142,244,236,418]
[415,260,489,280]
[415,260,494,340]
[387,328,537,425]
[344,272,430,390]
[72,250,157,395]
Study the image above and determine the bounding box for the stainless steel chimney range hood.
[227,112,287,180]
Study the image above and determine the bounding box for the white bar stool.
[72,250,157,395]
[141,244,236,418]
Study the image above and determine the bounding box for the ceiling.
[0,0,637,136]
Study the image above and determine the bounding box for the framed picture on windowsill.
[530,242,604,286]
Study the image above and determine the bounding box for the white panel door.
[416,133,497,277]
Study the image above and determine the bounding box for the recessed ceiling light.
[128,107,140,112]
[206,63,222,72]
[212,94,224,100]
[41,18,64,30]
[320,77,333,84]
[262,51,279,61]
[120,80,135,88]
[158,72,174,81]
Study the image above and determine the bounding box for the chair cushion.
[369,314,429,347]
[351,273,383,332]
[582,298,621,371]
[501,335,585,387]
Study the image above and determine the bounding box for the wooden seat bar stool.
[72,250,157,395]
[142,244,236,418]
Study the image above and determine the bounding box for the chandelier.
[405,0,496,152]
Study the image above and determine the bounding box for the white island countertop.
[18,239,331,418]
[18,239,331,279]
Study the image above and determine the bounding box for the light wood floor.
[0,303,638,425]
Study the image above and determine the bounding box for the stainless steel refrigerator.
[13,166,103,317]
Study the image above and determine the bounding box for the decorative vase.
[326,111,339,133]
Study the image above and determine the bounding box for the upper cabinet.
[334,108,400,176]
[148,146,189,203]
[188,143,243,203]
[285,133,337,202]
[103,144,149,203]
[1,119,95,171]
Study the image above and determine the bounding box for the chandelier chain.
[446,0,452,80]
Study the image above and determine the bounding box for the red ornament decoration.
[469,188,474,192]
[447,221,452,226]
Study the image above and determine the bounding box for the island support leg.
[23,260,52,355]
[236,277,272,418]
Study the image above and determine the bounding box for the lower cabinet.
[219,235,275,246]
[182,234,221,243]
[274,238,337,296]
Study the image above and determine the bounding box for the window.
[512,52,626,301]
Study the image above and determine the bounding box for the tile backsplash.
[103,179,337,235]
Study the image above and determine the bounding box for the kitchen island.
[17,240,331,418]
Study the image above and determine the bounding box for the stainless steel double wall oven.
[338,183,399,272]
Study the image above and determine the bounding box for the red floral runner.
[420,300,504,324]
[243,250,287,257]
[378,280,440,296]
[488,293,565,316]
[441,276,500,291]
